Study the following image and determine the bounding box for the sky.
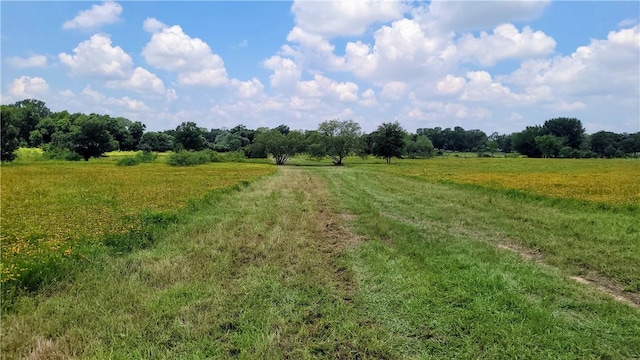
[1,1,639,134]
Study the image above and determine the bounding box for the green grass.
[2,161,639,358]
[312,165,639,357]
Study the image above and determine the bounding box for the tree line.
[2,99,639,163]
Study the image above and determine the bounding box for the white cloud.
[381,81,408,100]
[436,74,465,95]
[461,71,515,102]
[59,89,75,98]
[343,18,456,82]
[8,76,49,98]
[424,0,550,33]
[506,25,640,98]
[231,78,264,98]
[6,55,47,68]
[291,0,406,37]
[359,88,377,107]
[82,85,148,111]
[297,74,359,102]
[177,68,228,87]
[142,24,229,87]
[166,89,178,102]
[143,17,167,33]
[106,67,166,94]
[63,1,122,30]
[281,26,345,70]
[263,56,302,90]
[59,33,133,78]
[457,24,556,66]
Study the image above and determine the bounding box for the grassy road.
[2,166,639,359]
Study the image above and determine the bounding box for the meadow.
[1,153,639,358]
[1,152,275,298]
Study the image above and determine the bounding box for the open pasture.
[379,158,639,207]
[0,160,275,285]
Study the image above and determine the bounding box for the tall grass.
[0,161,275,306]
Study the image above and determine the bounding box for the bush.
[219,151,246,162]
[43,147,82,161]
[135,151,158,163]
[166,150,211,166]
[116,157,140,166]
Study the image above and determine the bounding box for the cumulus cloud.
[63,1,122,30]
[291,0,406,37]
[436,74,466,95]
[231,78,265,98]
[106,67,166,94]
[142,24,228,87]
[82,85,149,111]
[6,55,47,68]
[8,76,49,98]
[381,81,408,100]
[143,17,167,33]
[506,25,640,98]
[359,88,377,107]
[281,26,345,70]
[263,56,302,90]
[460,71,515,102]
[297,74,359,102]
[457,24,556,66]
[59,33,133,78]
[424,0,550,33]
[343,18,456,82]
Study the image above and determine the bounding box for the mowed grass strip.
[1,168,393,359]
[313,166,640,358]
[0,162,274,285]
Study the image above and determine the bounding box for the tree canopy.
[254,129,304,165]
[372,122,406,164]
[1,98,638,162]
[316,119,363,165]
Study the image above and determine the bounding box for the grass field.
[1,156,639,358]
[376,158,640,207]
[1,157,275,296]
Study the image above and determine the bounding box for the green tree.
[486,140,499,156]
[254,129,304,165]
[139,132,174,152]
[72,116,117,161]
[405,135,434,159]
[535,135,565,158]
[212,131,243,152]
[590,131,620,157]
[304,130,327,159]
[542,117,585,149]
[124,121,146,151]
[372,122,406,164]
[1,105,21,162]
[12,99,51,145]
[512,126,543,157]
[316,119,363,165]
[173,122,207,151]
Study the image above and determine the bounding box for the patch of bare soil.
[569,274,640,308]
[496,241,639,309]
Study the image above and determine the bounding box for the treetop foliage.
[1,99,638,163]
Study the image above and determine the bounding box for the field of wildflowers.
[384,158,639,207]
[1,160,274,289]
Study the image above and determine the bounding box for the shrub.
[116,157,140,166]
[43,147,82,161]
[134,151,158,163]
[219,151,246,162]
[167,150,211,166]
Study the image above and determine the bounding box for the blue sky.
[2,1,639,134]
